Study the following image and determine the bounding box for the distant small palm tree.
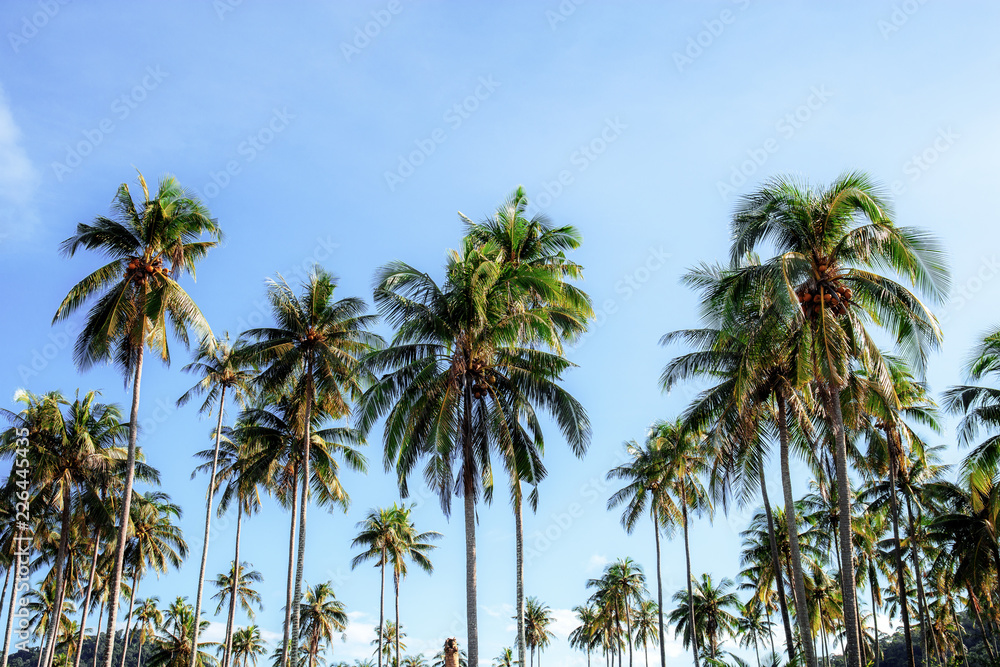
[491,648,516,667]
[134,597,163,667]
[299,582,348,667]
[669,574,740,661]
[230,626,267,667]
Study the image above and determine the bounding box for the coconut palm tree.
[299,582,347,667]
[210,563,263,639]
[53,171,221,667]
[242,268,379,667]
[384,505,439,667]
[631,599,659,667]
[134,597,162,667]
[588,559,647,667]
[735,600,772,667]
[230,627,266,667]
[491,648,516,667]
[350,508,397,667]
[146,597,219,667]
[524,597,553,667]
[569,604,601,667]
[358,239,590,667]
[668,574,740,662]
[727,171,949,667]
[371,622,404,667]
[945,325,1000,487]
[178,334,256,667]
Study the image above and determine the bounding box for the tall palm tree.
[945,324,1000,486]
[524,597,553,667]
[299,583,347,667]
[53,171,221,667]
[631,599,659,667]
[242,268,378,667]
[569,604,601,667]
[350,508,397,667]
[230,627,266,667]
[461,187,592,667]
[134,597,162,667]
[588,559,647,667]
[668,574,740,662]
[735,600,772,667]
[146,597,219,667]
[210,562,263,633]
[384,505,440,667]
[491,648,516,667]
[178,334,256,667]
[728,171,949,667]
[371,622,404,667]
[358,239,590,667]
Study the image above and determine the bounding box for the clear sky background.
[1,1,998,665]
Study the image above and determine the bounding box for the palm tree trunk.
[765,602,775,655]
[281,466,298,667]
[74,534,101,667]
[758,461,796,661]
[968,591,996,662]
[681,491,698,667]
[652,507,666,667]
[904,498,931,667]
[515,492,526,667]
[822,383,861,667]
[118,570,139,667]
[870,564,880,667]
[289,364,313,667]
[92,601,104,667]
[223,504,243,667]
[0,548,20,667]
[135,634,143,667]
[0,569,9,661]
[377,553,385,667]
[777,392,818,667]
[461,382,479,667]
[394,570,400,667]
[753,635,760,667]
[42,486,73,667]
[101,343,144,667]
[623,601,633,667]
[886,457,916,667]
[190,386,227,667]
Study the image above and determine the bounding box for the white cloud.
[0,83,39,244]
[586,554,609,573]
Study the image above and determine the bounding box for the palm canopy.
[178,334,258,415]
[53,171,221,374]
[358,238,590,513]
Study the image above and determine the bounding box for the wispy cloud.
[0,83,39,245]
[586,553,609,573]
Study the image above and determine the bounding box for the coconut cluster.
[796,261,853,318]
[124,257,167,283]
[467,360,495,400]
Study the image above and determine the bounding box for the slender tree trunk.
[624,600,633,667]
[0,569,9,659]
[681,486,698,667]
[652,507,666,667]
[101,344,144,667]
[281,467,298,667]
[289,364,314,667]
[223,504,243,667]
[43,487,73,667]
[870,564,880,667]
[0,544,21,667]
[904,498,931,667]
[515,492,526,667]
[886,459,916,667]
[759,463,796,661]
[765,601,775,655]
[461,382,479,667]
[93,601,104,667]
[969,592,996,662]
[377,552,385,667]
[822,384,861,667]
[136,634,144,667]
[74,535,101,667]
[190,386,227,667]
[777,393,817,667]
[118,570,139,667]
[394,570,400,667]
[753,635,760,667]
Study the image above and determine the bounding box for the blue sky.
[1,1,998,664]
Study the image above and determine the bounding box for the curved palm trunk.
[623,602,633,667]
[652,507,666,667]
[681,497,698,667]
[461,383,479,667]
[92,600,104,667]
[759,462,796,661]
[42,486,73,667]
[904,498,931,667]
[190,386,227,667]
[886,459,915,667]
[394,570,401,667]
[289,365,314,667]
[223,505,243,667]
[101,344,144,667]
[74,534,101,667]
[1,544,23,667]
[822,384,861,667]
[118,570,139,667]
[377,552,385,667]
[515,493,526,667]
[870,564,880,667]
[281,466,299,667]
[0,569,9,660]
[777,393,817,667]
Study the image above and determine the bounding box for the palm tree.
[358,239,590,667]
[178,334,256,667]
[371,622,404,667]
[668,574,740,662]
[461,187,592,667]
[350,508,397,667]
[524,597,553,667]
[384,506,439,667]
[569,604,600,667]
[945,325,1000,486]
[728,171,949,667]
[134,597,162,667]
[242,268,378,667]
[146,597,219,667]
[53,171,221,667]
[210,562,263,637]
[299,583,347,667]
[631,600,659,667]
[491,648,516,667]
[230,627,266,667]
[735,600,772,667]
[588,559,647,667]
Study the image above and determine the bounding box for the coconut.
[802,293,813,302]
